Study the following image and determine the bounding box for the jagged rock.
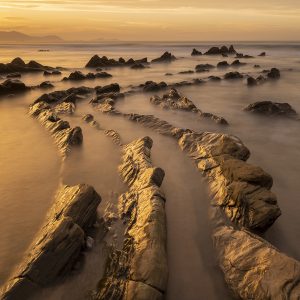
[204,45,236,55]
[151,51,176,63]
[231,60,246,67]
[224,72,243,80]
[0,79,29,96]
[64,71,112,81]
[267,68,280,79]
[191,48,202,56]
[96,83,120,95]
[213,225,300,299]
[94,137,167,299]
[1,184,101,300]
[195,63,215,72]
[244,101,298,118]
[85,55,148,68]
[258,52,266,56]
[217,61,230,68]
[39,81,54,89]
[149,89,228,125]
[0,57,54,74]
[29,102,82,157]
[142,81,168,92]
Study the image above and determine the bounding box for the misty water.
[0,42,300,299]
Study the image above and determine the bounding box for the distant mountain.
[0,31,65,43]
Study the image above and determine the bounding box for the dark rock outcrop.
[204,45,236,55]
[267,68,280,79]
[85,55,148,68]
[217,61,230,68]
[44,70,62,76]
[39,81,54,89]
[151,51,176,63]
[94,137,168,300]
[130,63,146,69]
[224,72,243,80]
[0,57,55,74]
[244,101,298,118]
[258,52,266,56]
[1,184,101,300]
[150,88,228,125]
[195,63,215,72]
[231,60,246,67]
[6,73,21,78]
[0,79,29,96]
[235,53,254,59]
[63,71,112,81]
[191,48,202,56]
[142,81,168,92]
[95,83,120,95]
[247,77,257,86]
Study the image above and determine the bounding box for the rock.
[178,70,194,74]
[254,64,261,68]
[44,70,61,76]
[213,225,300,300]
[165,73,173,76]
[86,236,94,250]
[82,114,94,122]
[244,101,298,118]
[0,79,29,96]
[1,184,101,300]
[231,60,246,67]
[85,55,148,68]
[235,53,254,59]
[67,71,86,80]
[95,83,120,95]
[130,63,146,69]
[94,137,168,299]
[208,76,221,81]
[150,88,228,125]
[191,48,202,56]
[195,64,214,72]
[205,45,236,55]
[217,61,230,68]
[151,51,176,63]
[39,81,54,89]
[143,81,168,92]
[247,77,257,86]
[95,71,112,78]
[267,68,280,79]
[29,102,83,157]
[258,52,266,56]
[224,72,243,80]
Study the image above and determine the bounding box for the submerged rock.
[0,79,29,96]
[231,59,246,67]
[224,72,243,80]
[1,184,101,300]
[64,71,112,81]
[217,61,230,68]
[244,101,298,118]
[191,48,202,56]
[195,63,215,72]
[151,51,176,63]
[94,137,168,299]
[258,51,266,56]
[39,81,54,89]
[267,68,280,79]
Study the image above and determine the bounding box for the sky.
[0,0,299,41]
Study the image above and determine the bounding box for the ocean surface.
[0,42,300,299]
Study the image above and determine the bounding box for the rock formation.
[191,48,202,56]
[213,222,300,299]
[195,63,215,72]
[29,101,83,157]
[150,88,228,125]
[267,68,280,79]
[94,137,168,300]
[244,101,298,118]
[1,184,101,300]
[85,55,148,68]
[151,51,176,63]
[63,71,112,81]
[0,57,56,74]
[0,79,29,96]
[224,72,244,80]
[204,45,236,55]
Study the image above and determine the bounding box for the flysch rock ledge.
[29,101,83,158]
[94,137,168,300]
[1,184,101,300]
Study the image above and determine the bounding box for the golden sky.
[0,0,299,41]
